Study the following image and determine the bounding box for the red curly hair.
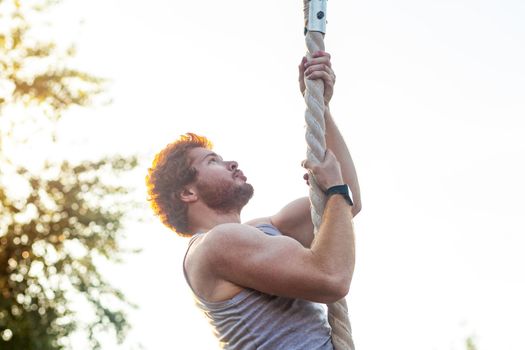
[146,133,213,236]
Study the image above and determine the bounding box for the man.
[146,51,361,349]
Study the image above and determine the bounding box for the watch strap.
[325,184,354,206]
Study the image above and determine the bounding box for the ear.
[179,186,198,203]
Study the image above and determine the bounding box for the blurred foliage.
[466,336,478,350]
[0,0,138,349]
[0,0,103,115]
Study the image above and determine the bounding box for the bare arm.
[268,108,361,245]
[205,196,354,303]
[325,106,362,215]
[206,151,355,303]
[301,51,361,216]
[245,197,315,247]
[251,51,361,245]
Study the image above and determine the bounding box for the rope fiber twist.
[303,1,355,349]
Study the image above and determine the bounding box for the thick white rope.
[303,2,355,349]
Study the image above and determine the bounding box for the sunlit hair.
[146,133,213,237]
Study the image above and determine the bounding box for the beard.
[196,179,254,214]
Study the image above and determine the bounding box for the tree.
[0,1,137,348]
[466,336,478,350]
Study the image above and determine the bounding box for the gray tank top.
[183,223,334,350]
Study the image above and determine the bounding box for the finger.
[305,63,333,76]
[312,51,331,59]
[305,59,331,69]
[309,52,331,62]
[301,159,319,172]
[306,70,333,83]
[301,159,309,168]
[298,56,307,75]
[306,52,331,66]
[305,56,331,69]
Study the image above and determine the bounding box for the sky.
[36,0,525,349]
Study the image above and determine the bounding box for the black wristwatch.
[325,184,354,206]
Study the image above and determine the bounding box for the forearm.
[310,195,355,290]
[325,106,362,214]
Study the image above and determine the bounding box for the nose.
[227,161,238,171]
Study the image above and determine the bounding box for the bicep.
[205,224,339,303]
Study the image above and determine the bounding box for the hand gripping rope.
[302,1,355,349]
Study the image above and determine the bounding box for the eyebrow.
[200,152,222,163]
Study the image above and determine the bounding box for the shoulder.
[199,223,289,272]
[194,224,266,280]
[201,223,267,251]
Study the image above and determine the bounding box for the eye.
[208,157,217,164]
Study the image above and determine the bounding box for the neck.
[187,203,242,234]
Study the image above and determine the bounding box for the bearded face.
[196,177,254,214]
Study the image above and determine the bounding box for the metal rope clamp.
[306,0,327,34]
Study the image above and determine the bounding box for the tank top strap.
[182,224,281,304]
[182,232,205,297]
